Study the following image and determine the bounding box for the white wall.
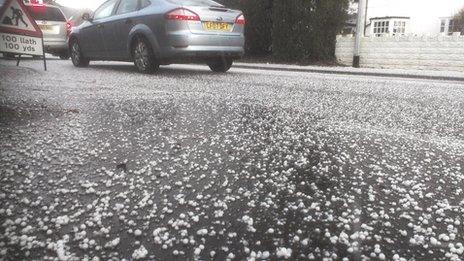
[335,35,464,71]
[366,0,464,35]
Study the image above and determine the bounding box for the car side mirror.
[82,12,93,22]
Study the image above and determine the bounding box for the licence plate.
[202,22,231,32]
[39,25,53,31]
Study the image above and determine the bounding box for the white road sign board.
[0,32,43,55]
[0,0,46,69]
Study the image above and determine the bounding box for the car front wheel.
[208,58,233,73]
[132,37,158,74]
[70,40,89,67]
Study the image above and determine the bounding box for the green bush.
[219,0,273,56]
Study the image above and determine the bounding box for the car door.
[87,0,119,58]
[105,0,141,60]
[77,19,98,57]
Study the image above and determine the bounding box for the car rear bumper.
[160,32,245,60]
[43,39,68,53]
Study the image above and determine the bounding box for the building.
[364,0,463,36]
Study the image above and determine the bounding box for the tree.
[454,7,464,34]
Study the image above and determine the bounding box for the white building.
[364,0,464,36]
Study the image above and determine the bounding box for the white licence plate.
[39,25,59,34]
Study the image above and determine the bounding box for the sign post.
[0,0,46,70]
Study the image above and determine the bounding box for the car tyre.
[3,53,16,59]
[132,36,159,74]
[208,58,233,73]
[70,40,89,67]
[59,52,70,60]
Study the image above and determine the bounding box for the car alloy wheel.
[132,37,158,74]
[71,41,89,67]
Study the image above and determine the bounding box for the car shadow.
[88,63,231,76]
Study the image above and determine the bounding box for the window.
[140,0,151,9]
[26,6,66,22]
[116,0,139,15]
[93,0,118,20]
[393,21,406,35]
[440,19,446,33]
[373,20,389,37]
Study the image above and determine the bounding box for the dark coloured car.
[69,0,245,73]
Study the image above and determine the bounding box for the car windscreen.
[166,0,223,6]
[26,6,66,22]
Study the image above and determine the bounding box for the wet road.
[1,59,464,260]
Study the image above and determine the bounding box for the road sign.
[0,0,46,70]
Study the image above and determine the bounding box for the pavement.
[1,59,464,261]
[234,62,464,82]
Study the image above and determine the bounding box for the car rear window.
[26,6,66,22]
[166,0,223,6]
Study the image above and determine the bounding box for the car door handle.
[125,19,133,24]
[97,24,104,28]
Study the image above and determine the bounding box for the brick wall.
[335,35,464,71]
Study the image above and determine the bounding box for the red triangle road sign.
[0,0,42,37]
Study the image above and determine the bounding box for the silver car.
[26,4,70,59]
[69,0,245,73]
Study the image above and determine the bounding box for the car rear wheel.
[132,37,159,74]
[70,40,89,67]
[3,53,16,59]
[208,58,233,73]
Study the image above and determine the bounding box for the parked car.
[26,4,71,59]
[69,0,245,73]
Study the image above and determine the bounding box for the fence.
[335,35,464,71]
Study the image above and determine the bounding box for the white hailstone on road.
[267,228,274,234]
[301,239,309,246]
[430,237,439,246]
[104,238,120,248]
[276,247,292,259]
[134,229,142,236]
[262,251,270,259]
[115,203,124,212]
[194,247,202,255]
[242,215,256,232]
[438,234,450,242]
[197,228,208,236]
[132,245,148,260]
[54,240,69,261]
[55,215,70,226]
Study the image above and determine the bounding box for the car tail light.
[30,0,43,4]
[66,20,73,36]
[165,8,200,21]
[235,14,245,25]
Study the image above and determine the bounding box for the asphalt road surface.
[1,59,464,261]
